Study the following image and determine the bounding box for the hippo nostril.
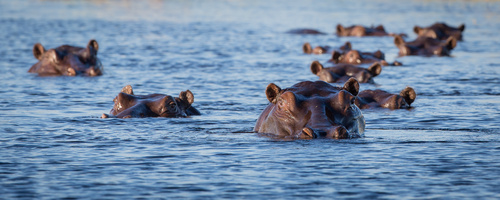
[325,126,349,139]
[301,127,316,139]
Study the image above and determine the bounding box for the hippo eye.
[169,102,177,110]
[277,100,285,110]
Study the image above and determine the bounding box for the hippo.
[336,24,406,37]
[355,87,416,109]
[302,41,352,55]
[286,28,326,35]
[394,35,457,56]
[330,48,402,66]
[29,40,103,76]
[101,85,201,118]
[254,78,365,139]
[310,61,382,84]
[414,22,465,41]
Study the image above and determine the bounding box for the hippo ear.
[87,39,99,53]
[368,62,382,77]
[120,85,134,95]
[394,35,405,47]
[179,90,194,105]
[302,42,312,54]
[33,43,46,60]
[375,25,385,31]
[445,36,457,50]
[343,77,359,96]
[336,24,345,35]
[458,24,465,32]
[413,26,422,34]
[331,51,341,62]
[310,61,324,75]
[265,83,281,104]
[339,42,352,51]
[400,86,416,106]
[374,50,384,59]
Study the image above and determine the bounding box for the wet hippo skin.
[394,35,457,56]
[355,87,417,110]
[29,40,103,76]
[254,78,365,139]
[414,22,465,41]
[102,85,201,119]
[310,61,382,84]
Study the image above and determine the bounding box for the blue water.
[1,0,500,199]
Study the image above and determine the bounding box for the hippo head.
[337,24,367,37]
[29,40,103,76]
[331,49,387,65]
[311,61,382,83]
[254,79,365,139]
[356,87,417,109]
[302,42,329,54]
[414,23,465,41]
[394,35,457,56]
[303,42,352,55]
[102,85,200,118]
[337,24,391,37]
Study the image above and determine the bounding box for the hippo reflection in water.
[254,78,365,139]
[102,85,201,118]
[29,40,103,76]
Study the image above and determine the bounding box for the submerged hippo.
[330,48,402,66]
[310,61,382,84]
[102,85,201,118]
[336,24,406,37]
[414,22,465,41]
[302,42,352,55]
[356,87,416,109]
[29,40,103,76]
[254,78,365,139]
[286,28,326,35]
[394,35,457,56]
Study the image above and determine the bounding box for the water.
[1,0,500,199]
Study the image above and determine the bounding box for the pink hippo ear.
[343,77,359,96]
[87,39,99,54]
[179,90,194,106]
[394,35,405,47]
[310,61,324,75]
[368,62,382,77]
[265,83,282,104]
[336,24,345,35]
[458,24,465,32]
[445,36,457,50]
[120,85,134,95]
[33,43,46,60]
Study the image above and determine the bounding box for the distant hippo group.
[28,22,464,139]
